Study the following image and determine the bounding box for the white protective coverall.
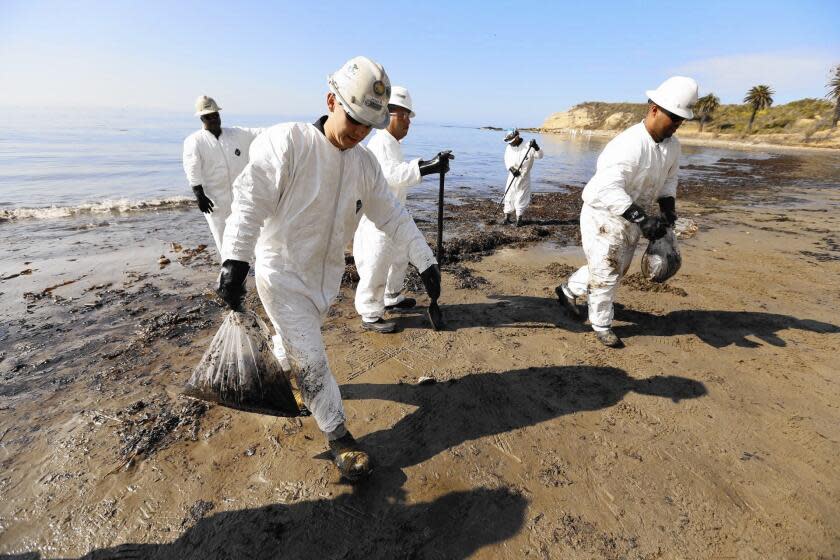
[566,122,680,329]
[182,127,263,255]
[503,142,543,217]
[353,128,422,320]
[222,118,436,435]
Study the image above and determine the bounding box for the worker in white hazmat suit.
[555,77,698,348]
[353,86,452,333]
[216,57,445,481]
[182,96,264,257]
[502,129,543,227]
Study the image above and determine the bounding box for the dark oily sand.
[622,273,688,296]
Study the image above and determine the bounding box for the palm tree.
[743,85,774,133]
[827,65,840,128]
[695,93,720,132]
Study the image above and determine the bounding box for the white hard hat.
[194,95,221,116]
[389,86,415,118]
[328,56,391,129]
[646,76,699,119]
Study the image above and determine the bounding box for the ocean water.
[0,107,788,214]
[1,107,837,271]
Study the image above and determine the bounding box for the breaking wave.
[0,196,194,222]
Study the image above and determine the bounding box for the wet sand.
[1,156,839,558]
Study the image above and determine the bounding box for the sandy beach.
[1,154,839,558]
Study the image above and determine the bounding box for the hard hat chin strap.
[329,79,374,128]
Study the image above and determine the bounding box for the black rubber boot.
[329,432,373,481]
[515,215,523,227]
[555,284,583,320]
[503,213,513,225]
[361,318,397,333]
[385,297,416,311]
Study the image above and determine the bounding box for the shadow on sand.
[432,295,839,349]
[8,366,705,560]
[613,306,840,348]
[432,294,587,332]
[57,484,526,559]
[344,365,706,471]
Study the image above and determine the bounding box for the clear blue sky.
[1,0,837,126]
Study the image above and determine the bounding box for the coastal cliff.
[535,99,840,150]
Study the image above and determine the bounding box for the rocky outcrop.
[603,112,636,130]
[541,102,647,131]
[541,106,598,129]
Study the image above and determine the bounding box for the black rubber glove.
[508,167,521,178]
[658,196,677,227]
[217,259,250,310]
[419,151,452,176]
[529,139,540,151]
[419,264,441,301]
[192,185,214,214]
[622,203,666,240]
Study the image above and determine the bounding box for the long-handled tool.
[427,150,454,331]
[498,143,534,209]
[435,150,454,263]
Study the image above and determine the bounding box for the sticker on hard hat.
[373,80,386,96]
[363,96,383,110]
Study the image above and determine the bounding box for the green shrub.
[562,98,833,134]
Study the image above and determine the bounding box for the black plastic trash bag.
[641,227,682,283]
[184,310,300,416]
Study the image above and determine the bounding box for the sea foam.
[0,196,194,222]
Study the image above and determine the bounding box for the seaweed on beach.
[543,262,577,279]
[622,273,687,296]
[446,230,519,258]
[445,262,489,290]
[114,396,208,468]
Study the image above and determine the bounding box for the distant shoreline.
[521,127,840,154]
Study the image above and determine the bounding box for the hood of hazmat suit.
[183,126,264,253]
[353,128,423,319]
[566,122,681,329]
[221,117,436,435]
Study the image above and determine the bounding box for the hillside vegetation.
[541,99,836,139]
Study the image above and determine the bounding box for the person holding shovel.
[502,129,543,227]
[216,57,441,481]
[353,86,452,333]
